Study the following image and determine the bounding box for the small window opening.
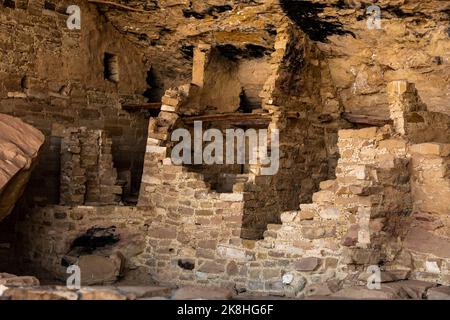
[104,53,119,83]
[143,67,164,102]
[3,0,16,8]
[44,1,56,11]
[238,89,254,114]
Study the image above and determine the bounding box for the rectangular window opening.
[104,53,119,83]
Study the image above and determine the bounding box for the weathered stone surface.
[1,0,449,301]
[357,270,410,284]
[294,257,320,272]
[304,283,334,297]
[0,276,40,287]
[3,288,78,300]
[172,286,234,300]
[383,280,437,300]
[0,114,44,222]
[79,288,128,301]
[427,286,450,300]
[117,286,172,299]
[332,287,400,300]
[60,128,122,205]
[78,254,124,286]
[404,228,450,259]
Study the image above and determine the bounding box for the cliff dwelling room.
[0,0,450,310]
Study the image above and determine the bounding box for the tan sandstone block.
[410,143,450,157]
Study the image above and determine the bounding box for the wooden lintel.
[122,102,162,111]
[88,0,151,13]
[342,112,392,126]
[183,112,273,125]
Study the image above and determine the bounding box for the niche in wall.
[104,53,119,83]
[2,0,16,9]
[190,44,272,114]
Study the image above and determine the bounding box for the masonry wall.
[0,1,149,205]
[131,124,418,295]
[60,128,122,205]
[11,79,450,295]
[150,23,341,240]
[13,205,152,280]
[237,23,340,239]
[133,77,450,294]
[397,143,450,285]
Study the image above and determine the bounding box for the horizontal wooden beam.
[342,112,392,126]
[122,102,162,111]
[182,112,273,126]
[88,0,150,13]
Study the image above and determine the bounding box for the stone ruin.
[0,0,449,300]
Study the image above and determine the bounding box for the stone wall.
[132,124,418,296]
[2,3,449,296]
[60,127,122,206]
[239,23,339,239]
[132,77,449,294]
[14,205,152,281]
[398,143,450,285]
[11,77,450,295]
[139,23,341,239]
[0,1,149,205]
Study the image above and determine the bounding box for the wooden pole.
[183,112,273,125]
[342,112,392,126]
[122,103,162,111]
[88,0,150,13]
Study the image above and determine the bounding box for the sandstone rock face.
[0,114,44,222]
[427,286,450,300]
[102,0,449,116]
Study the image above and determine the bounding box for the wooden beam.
[342,112,392,126]
[122,102,162,111]
[88,0,151,13]
[183,112,272,126]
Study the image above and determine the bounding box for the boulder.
[77,253,124,286]
[0,114,44,222]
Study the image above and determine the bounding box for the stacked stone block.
[387,80,427,135]
[0,1,149,206]
[397,143,450,285]
[410,143,450,214]
[387,80,450,144]
[17,92,450,296]
[60,127,122,205]
[60,128,86,205]
[140,24,337,240]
